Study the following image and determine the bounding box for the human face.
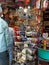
[3,8,8,14]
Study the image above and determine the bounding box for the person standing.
[0,4,10,65]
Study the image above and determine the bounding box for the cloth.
[1,14,10,25]
[0,4,2,13]
[15,1,24,7]
[9,27,14,65]
[20,24,26,31]
[0,17,10,52]
[5,14,10,25]
[5,19,10,25]
[43,0,48,8]
[14,26,21,41]
[20,31,25,36]
[25,0,30,5]
[0,51,9,65]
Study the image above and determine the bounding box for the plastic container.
[38,48,49,60]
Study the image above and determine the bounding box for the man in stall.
[0,4,10,65]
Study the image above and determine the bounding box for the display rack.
[12,7,38,65]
